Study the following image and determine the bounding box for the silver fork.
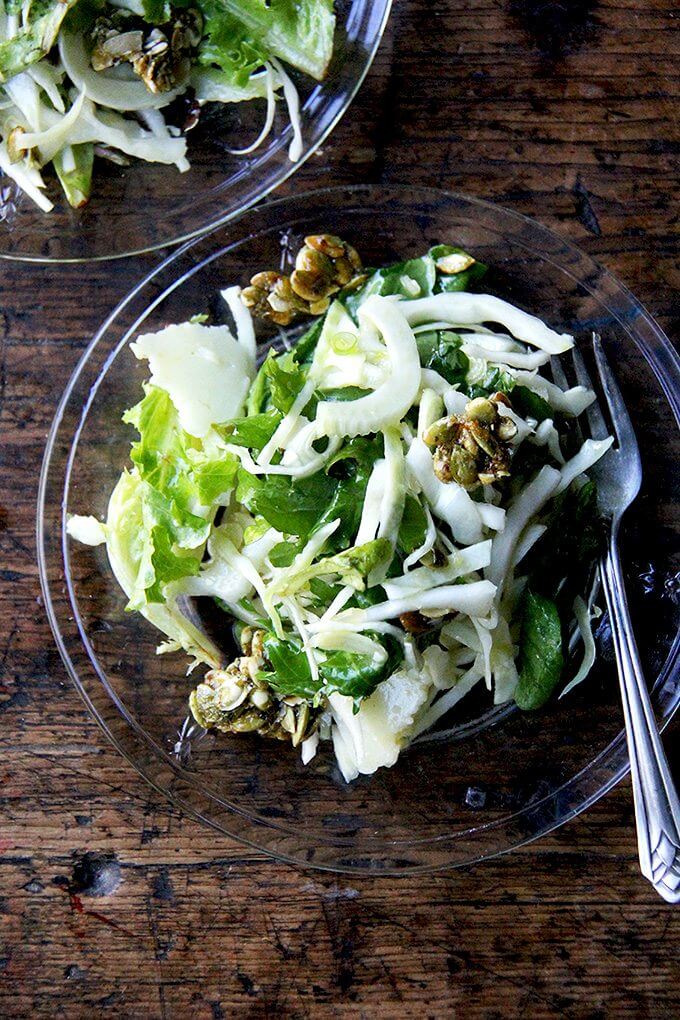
[551,335,680,903]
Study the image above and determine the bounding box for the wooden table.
[1,1,679,1015]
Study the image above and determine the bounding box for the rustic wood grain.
[1,1,679,1016]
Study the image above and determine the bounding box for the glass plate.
[38,185,680,873]
[0,1,391,262]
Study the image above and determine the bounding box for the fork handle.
[601,537,680,903]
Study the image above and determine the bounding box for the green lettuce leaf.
[0,0,80,82]
[119,384,237,606]
[206,0,335,81]
[196,5,269,84]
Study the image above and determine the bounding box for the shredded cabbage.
[401,293,575,353]
[560,595,598,697]
[406,438,484,545]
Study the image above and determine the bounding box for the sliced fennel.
[315,296,421,438]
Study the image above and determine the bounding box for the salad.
[0,0,334,210]
[68,235,613,782]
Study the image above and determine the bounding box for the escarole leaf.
[0,0,80,83]
[119,384,237,606]
[142,0,172,25]
[514,590,564,710]
[105,470,221,666]
[196,5,268,84]
[207,0,335,81]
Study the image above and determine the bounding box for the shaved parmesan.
[131,321,253,438]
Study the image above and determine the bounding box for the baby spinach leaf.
[255,471,337,537]
[523,480,602,606]
[416,329,470,386]
[292,317,324,364]
[246,355,272,415]
[318,385,372,403]
[342,255,437,318]
[308,576,338,607]
[430,244,488,293]
[262,631,401,705]
[514,591,564,710]
[398,494,429,555]
[222,408,283,451]
[319,638,401,704]
[511,385,553,423]
[268,538,304,567]
[327,434,384,473]
[262,634,318,699]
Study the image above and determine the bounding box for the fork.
[551,335,680,903]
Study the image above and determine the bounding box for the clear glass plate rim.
[37,184,680,870]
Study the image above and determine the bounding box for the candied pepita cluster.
[423,393,518,490]
[90,8,203,94]
[189,628,320,747]
[241,234,364,326]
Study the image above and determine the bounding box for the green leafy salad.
[68,235,613,782]
[0,0,334,210]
